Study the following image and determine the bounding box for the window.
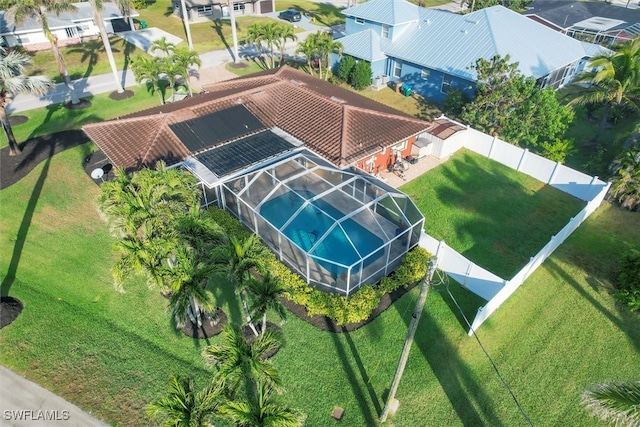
[355,17,364,25]
[391,141,407,152]
[196,5,213,15]
[393,61,402,79]
[421,69,430,80]
[65,27,78,38]
[381,25,389,39]
[441,75,451,93]
[233,3,245,10]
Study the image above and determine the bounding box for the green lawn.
[26,37,146,83]
[400,149,586,279]
[1,142,639,426]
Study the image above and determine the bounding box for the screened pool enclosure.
[220,152,424,295]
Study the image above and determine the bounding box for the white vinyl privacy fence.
[420,116,610,334]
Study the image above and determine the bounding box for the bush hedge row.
[208,207,431,325]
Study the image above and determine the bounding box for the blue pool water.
[260,191,383,273]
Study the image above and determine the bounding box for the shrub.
[442,88,469,118]
[336,55,356,83]
[349,60,372,91]
[207,207,251,239]
[616,250,640,312]
[539,138,575,164]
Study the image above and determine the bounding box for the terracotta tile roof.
[83,66,432,171]
[83,114,189,170]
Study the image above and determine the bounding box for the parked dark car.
[279,9,301,22]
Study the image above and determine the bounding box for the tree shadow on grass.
[392,292,503,426]
[327,318,378,425]
[212,19,231,58]
[545,257,640,354]
[1,152,52,298]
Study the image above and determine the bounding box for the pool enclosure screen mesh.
[221,152,424,295]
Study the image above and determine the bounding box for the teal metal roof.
[341,29,389,62]
[343,0,420,26]
[384,5,588,81]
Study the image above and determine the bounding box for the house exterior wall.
[389,59,476,103]
[346,16,382,37]
[4,20,104,50]
[353,135,417,175]
[173,0,264,22]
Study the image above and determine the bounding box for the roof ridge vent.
[290,79,305,86]
[464,18,479,24]
[330,96,346,103]
[251,90,266,97]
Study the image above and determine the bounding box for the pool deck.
[377,155,445,188]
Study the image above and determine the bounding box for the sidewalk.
[0,366,109,427]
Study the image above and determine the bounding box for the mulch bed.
[242,322,283,359]
[8,115,28,126]
[281,280,421,333]
[109,90,135,101]
[0,297,23,329]
[180,307,228,339]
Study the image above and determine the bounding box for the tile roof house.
[170,0,274,23]
[336,0,600,102]
[83,65,433,180]
[0,2,138,51]
[84,66,433,296]
[523,0,640,46]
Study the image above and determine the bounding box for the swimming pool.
[260,190,384,275]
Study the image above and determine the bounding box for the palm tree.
[296,38,318,77]
[98,163,200,289]
[609,147,640,211]
[202,324,282,399]
[581,381,640,426]
[570,37,640,142]
[171,46,201,96]
[165,244,216,329]
[220,379,305,427]
[151,36,176,58]
[98,162,200,240]
[164,210,225,328]
[0,47,52,156]
[246,272,287,335]
[214,235,267,336]
[146,376,223,427]
[7,0,81,104]
[88,0,124,93]
[297,31,343,80]
[131,55,169,104]
[275,24,297,67]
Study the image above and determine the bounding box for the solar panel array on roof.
[195,130,295,177]
[169,104,265,153]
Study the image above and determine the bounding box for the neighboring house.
[336,0,598,102]
[524,0,640,46]
[0,2,139,51]
[170,0,274,23]
[83,66,439,296]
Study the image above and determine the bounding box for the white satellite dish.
[91,168,104,181]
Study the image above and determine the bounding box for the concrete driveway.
[117,27,184,56]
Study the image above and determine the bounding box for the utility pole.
[379,256,438,423]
